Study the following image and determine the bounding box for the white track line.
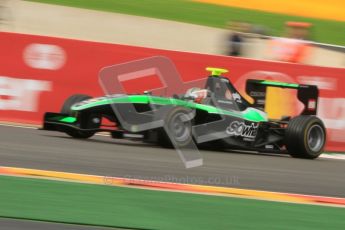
[0,122,110,136]
[0,122,39,129]
[320,154,345,160]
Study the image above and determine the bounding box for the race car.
[43,67,326,159]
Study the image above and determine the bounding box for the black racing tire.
[61,94,91,115]
[285,116,326,159]
[60,94,96,139]
[157,107,194,148]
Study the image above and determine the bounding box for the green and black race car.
[43,67,326,159]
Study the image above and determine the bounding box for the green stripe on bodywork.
[59,117,77,123]
[260,80,299,88]
[0,175,344,230]
[72,95,267,122]
[49,116,77,123]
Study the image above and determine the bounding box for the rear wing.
[245,79,319,115]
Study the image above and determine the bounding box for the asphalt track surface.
[1,125,344,197]
[0,218,124,230]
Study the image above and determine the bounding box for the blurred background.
[0,1,345,230]
[1,0,344,67]
[1,0,344,147]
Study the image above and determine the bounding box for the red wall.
[0,32,344,151]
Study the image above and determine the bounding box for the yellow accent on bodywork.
[206,67,228,76]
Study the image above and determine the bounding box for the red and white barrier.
[0,32,344,151]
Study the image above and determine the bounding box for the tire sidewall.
[158,106,194,148]
[303,119,326,157]
[285,116,326,159]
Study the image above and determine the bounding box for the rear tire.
[285,116,326,159]
[61,94,96,139]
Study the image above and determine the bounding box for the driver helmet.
[185,87,209,103]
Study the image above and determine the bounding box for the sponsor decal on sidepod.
[226,121,259,139]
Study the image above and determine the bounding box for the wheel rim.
[307,124,325,152]
[169,112,190,143]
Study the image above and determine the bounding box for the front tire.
[157,107,194,148]
[61,94,96,139]
[285,116,326,159]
